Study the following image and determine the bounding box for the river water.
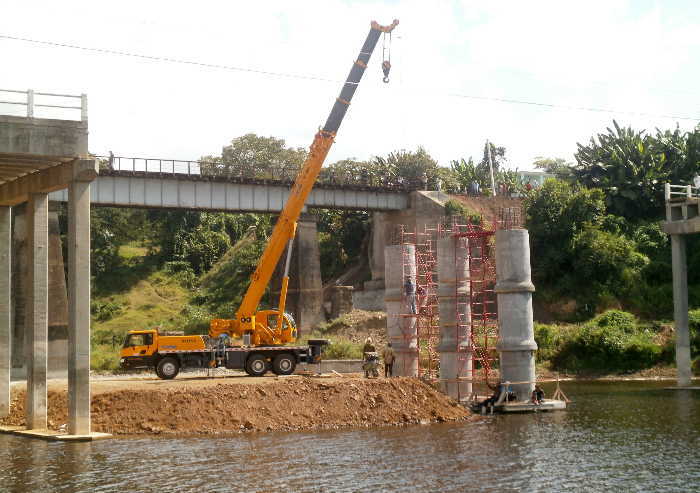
[1,381,699,493]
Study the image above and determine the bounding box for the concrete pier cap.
[494,229,537,401]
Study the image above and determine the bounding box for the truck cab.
[119,330,158,370]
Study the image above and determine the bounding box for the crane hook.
[382,60,391,83]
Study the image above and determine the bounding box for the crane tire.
[272,353,297,375]
[245,354,268,377]
[156,357,180,380]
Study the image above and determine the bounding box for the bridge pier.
[25,192,49,429]
[0,207,10,418]
[67,176,92,434]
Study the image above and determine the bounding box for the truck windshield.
[123,333,153,347]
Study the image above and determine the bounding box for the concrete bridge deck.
[49,169,409,212]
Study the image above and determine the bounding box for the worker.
[362,337,376,360]
[531,384,545,405]
[404,276,417,314]
[381,342,395,377]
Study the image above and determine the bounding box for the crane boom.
[210,19,398,345]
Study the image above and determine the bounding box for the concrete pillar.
[384,244,418,376]
[67,180,91,435]
[437,236,471,400]
[671,234,692,387]
[25,193,49,429]
[271,213,323,330]
[0,207,10,418]
[330,286,354,319]
[494,229,537,402]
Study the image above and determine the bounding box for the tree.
[200,133,307,178]
[574,121,700,221]
[533,157,575,182]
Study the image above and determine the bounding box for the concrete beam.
[0,159,98,206]
[67,180,91,434]
[25,193,48,429]
[671,234,692,387]
[0,207,10,417]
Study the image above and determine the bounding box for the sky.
[1,0,698,170]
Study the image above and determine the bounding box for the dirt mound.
[1,377,471,435]
[319,309,387,345]
[450,195,523,225]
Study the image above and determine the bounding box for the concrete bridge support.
[272,213,323,330]
[670,234,692,387]
[67,178,92,434]
[494,229,537,402]
[437,236,471,400]
[25,193,49,429]
[384,244,418,376]
[0,207,10,417]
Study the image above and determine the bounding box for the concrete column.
[494,229,537,402]
[0,207,10,418]
[68,180,91,435]
[329,286,354,319]
[25,193,48,429]
[384,244,418,376]
[271,213,323,330]
[437,236,471,400]
[671,234,692,387]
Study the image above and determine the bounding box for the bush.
[592,310,637,333]
[322,339,363,360]
[534,323,561,362]
[444,200,481,224]
[91,344,120,371]
[91,300,123,322]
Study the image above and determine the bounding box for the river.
[1,381,698,492]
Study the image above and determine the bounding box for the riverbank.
[0,375,471,435]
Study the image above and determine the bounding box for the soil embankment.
[1,375,471,435]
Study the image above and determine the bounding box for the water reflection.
[0,381,698,493]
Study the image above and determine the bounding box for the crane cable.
[381,31,392,83]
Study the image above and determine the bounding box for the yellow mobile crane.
[120,19,399,379]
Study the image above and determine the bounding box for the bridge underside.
[48,173,408,212]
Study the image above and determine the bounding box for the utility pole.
[486,140,496,197]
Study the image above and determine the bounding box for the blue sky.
[1,0,698,170]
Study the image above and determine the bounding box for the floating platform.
[498,399,567,413]
[0,425,112,442]
[469,398,567,414]
[663,386,700,390]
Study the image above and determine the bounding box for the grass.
[91,244,192,370]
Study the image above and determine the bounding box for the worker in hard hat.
[362,337,376,359]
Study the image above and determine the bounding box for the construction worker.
[362,337,376,359]
[404,276,417,314]
[381,342,395,377]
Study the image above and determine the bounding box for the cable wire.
[2,33,698,122]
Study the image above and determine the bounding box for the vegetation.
[80,122,700,373]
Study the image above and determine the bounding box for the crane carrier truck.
[119,18,399,379]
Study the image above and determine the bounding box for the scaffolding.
[391,210,520,392]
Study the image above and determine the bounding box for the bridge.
[47,156,409,212]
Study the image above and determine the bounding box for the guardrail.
[0,88,87,121]
[97,155,416,191]
[665,183,700,201]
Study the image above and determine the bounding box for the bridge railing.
[0,88,87,121]
[665,183,700,201]
[98,155,416,191]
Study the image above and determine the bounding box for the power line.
[0,34,341,84]
[2,33,699,122]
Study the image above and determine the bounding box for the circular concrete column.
[495,229,537,401]
[437,236,472,400]
[384,244,418,377]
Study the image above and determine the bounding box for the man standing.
[382,343,395,377]
[404,276,417,314]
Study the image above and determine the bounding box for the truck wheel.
[245,354,268,377]
[272,353,296,375]
[156,357,180,380]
